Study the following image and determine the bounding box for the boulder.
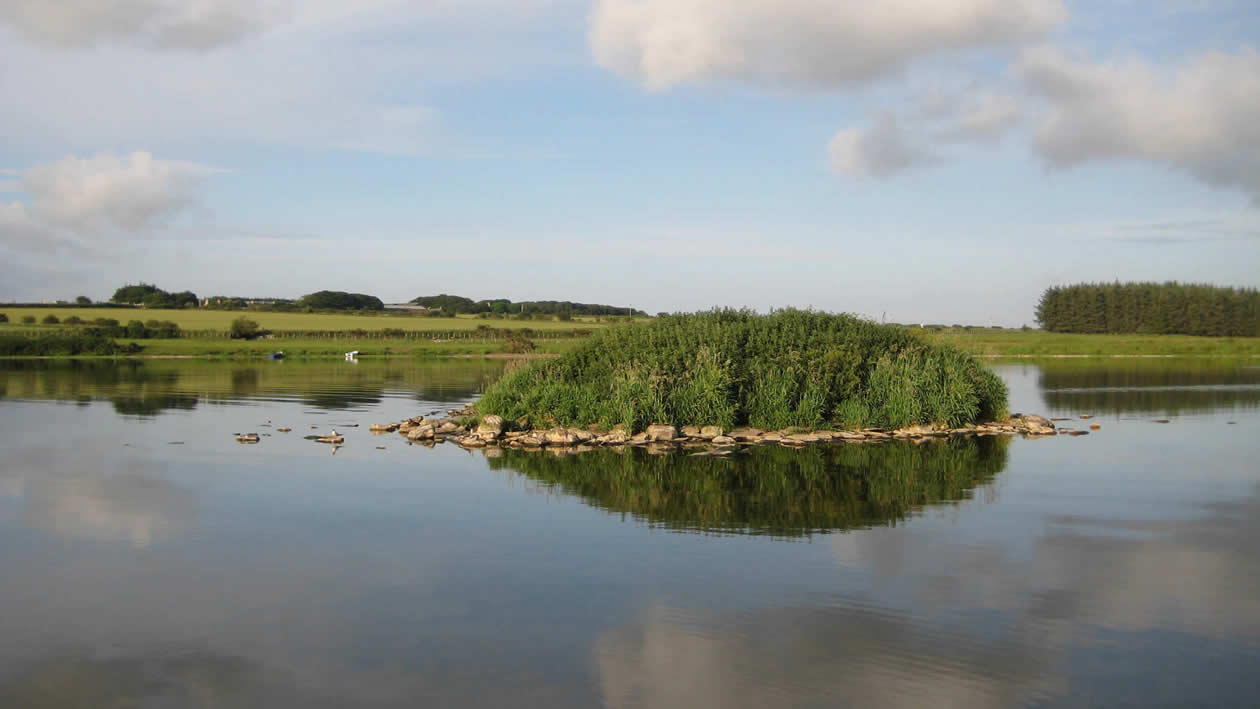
[597,431,629,445]
[544,427,577,446]
[680,425,702,438]
[407,424,436,441]
[698,425,724,440]
[645,424,678,442]
[1012,414,1056,435]
[728,428,764,442]
[438,422,460,434]
[476,415,505,439]
[711,435,736,445]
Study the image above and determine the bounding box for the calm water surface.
[1,358,1258,707]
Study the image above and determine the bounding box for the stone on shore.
[476,415,505,439]
[645,424,678,442]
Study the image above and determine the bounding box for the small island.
[376,310,1060,453]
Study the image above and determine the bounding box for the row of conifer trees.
[1035,282,1260,336]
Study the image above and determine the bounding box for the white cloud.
[0,0,278,50]
[591,0,1067,90]
[1019,46,1260,200]
[0,2,572,155]
[941,92,1022,142]
[20,151,220,232]
[829,113,936,178]
[0,152,219,252]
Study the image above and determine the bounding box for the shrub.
[0,313,7,323]
[21,315,36,324]
[125,320,149,338]
[63,315,83,325]
[503,336,536,354]
[0,334,140,356]
[229,316,264,340]
[476,309,1008,432]
[75,296,92,305]
[42,314,61,325]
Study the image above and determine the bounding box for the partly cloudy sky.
[1,0,1257,324]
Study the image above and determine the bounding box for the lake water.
[1,358,1258,707]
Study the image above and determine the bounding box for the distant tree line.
[1036,282,1260,336]
[410,294,646,317]
[111,283,199,309]
[296,291,384,311]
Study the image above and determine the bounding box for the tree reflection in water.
[488,437,1009,537]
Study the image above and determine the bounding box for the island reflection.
[488,437,1009,537]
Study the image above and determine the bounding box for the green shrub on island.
[41,314,60,325]
[0,313,8,323]
[475,309,1008,432]
[0,334,140,356]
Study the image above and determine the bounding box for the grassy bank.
[476,310,1008,432]
[921,328,1260,357]
[110,335,588,358]
[0,309,605,358]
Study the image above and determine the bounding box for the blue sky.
[1,0,1257,325]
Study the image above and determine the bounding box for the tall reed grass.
[476,309,1008,431]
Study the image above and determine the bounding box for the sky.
[1,0,1257,326]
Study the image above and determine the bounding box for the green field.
[923,328,1260,357]
[0,307,624,332]
[4,310,1259,359]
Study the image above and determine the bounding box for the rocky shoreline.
[371,408,1066,454]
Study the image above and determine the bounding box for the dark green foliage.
[74,319,180,339]
[486,437,1009,536]
[0,313,7,323]
[476,310,1008,431]
[63,316,83,325]
[1036,282,1260,336]
[200,296,297,311]
[296,290,384,311]
[112,283,164,304]
[20,315,35,324]
[0,334,140,356]
[75,296,92,305]
[41,314,60,325]
[410,293,646,317]
[229,317,265,340]
[109,283,198,309]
